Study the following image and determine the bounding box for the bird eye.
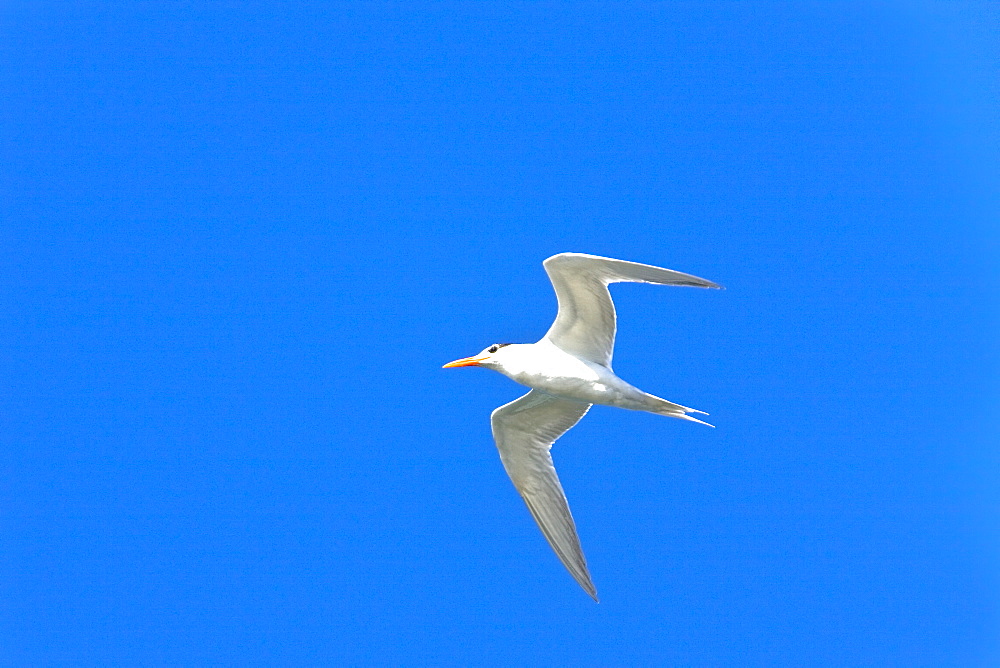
[488,345,499,353]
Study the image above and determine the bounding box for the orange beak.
[442,356,488,368]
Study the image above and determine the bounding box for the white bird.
[443,253,722,601]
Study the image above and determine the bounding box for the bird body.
[487,340,615,401]
[444,253,721,601]
[477,340,703,417]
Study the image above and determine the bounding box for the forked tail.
[646,394,714,427]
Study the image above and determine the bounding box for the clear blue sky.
[4,2,998,665]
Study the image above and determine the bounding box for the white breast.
[496,341,633,405]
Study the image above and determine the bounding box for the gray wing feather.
[491,390,596,600]
[541,252,722,366]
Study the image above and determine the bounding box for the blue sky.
[3,2,998,664]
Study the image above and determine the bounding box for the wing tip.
[567,569,600,603]
[574,567,599,601]
[576,573,599,602]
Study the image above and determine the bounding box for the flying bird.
[443,252,722,601]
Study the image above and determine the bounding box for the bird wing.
[490,390,597,600]
[541,252,722,366]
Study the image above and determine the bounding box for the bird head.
[442,343,514,370]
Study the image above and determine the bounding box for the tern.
[443,252,722,601]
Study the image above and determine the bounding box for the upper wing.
[541,252,722,366]
[490,390,596,600]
